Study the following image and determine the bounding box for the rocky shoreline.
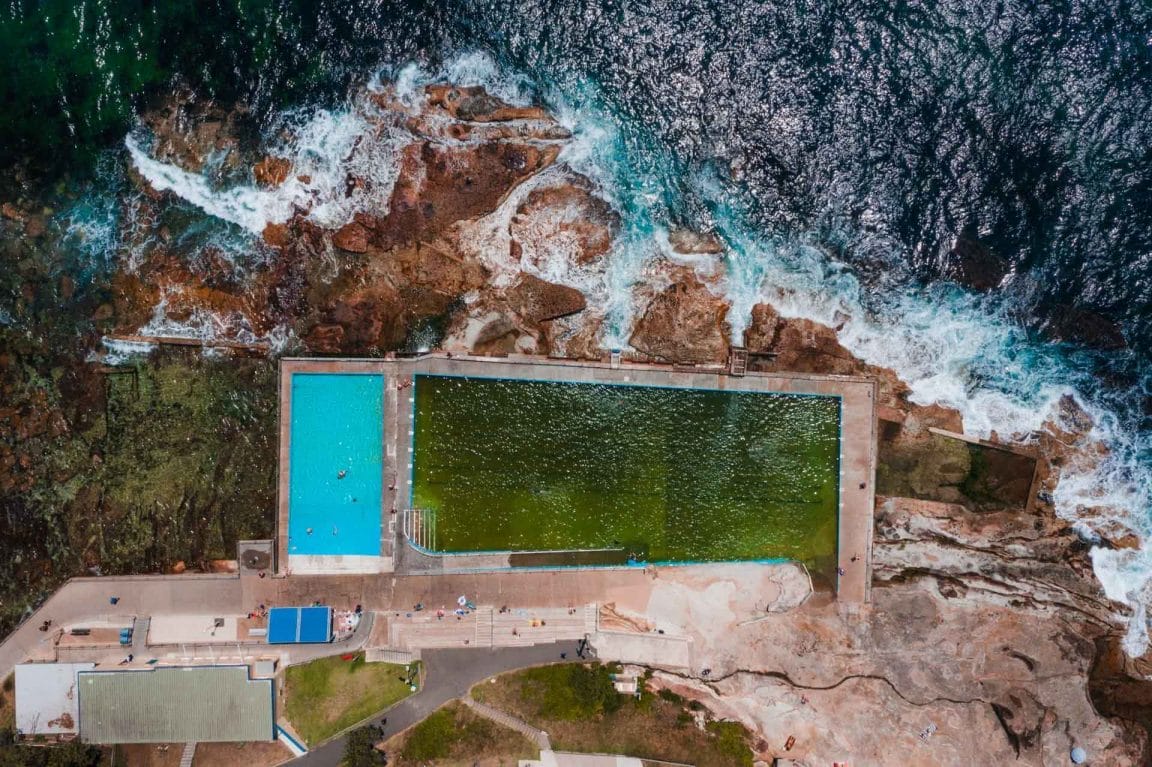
[2,81,1151,763]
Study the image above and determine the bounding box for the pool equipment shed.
[267,606,333,644]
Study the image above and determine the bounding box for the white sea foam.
[125,136,283,233]
[117,55,1152,652]
[126,103,408,235]
[98,337,157,365]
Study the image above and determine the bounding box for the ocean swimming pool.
[287,373,384,557]
[411,374,842,571]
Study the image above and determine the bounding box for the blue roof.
[268,606,332,644]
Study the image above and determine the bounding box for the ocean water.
[2,1,1151,649]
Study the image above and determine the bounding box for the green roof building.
[77,665,275,744]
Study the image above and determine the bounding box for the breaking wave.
[121,52,1152,653]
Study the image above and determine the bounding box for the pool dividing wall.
[411,374,842,571]
[286,373,384,557]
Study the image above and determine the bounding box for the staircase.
[365,647,420,664]
[583,603,599,634]
[402,508,437,550]
[474,606,494,647]
[728,347,748,376]
[461,697,551,751]
[179,742,197,767]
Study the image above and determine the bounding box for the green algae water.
[411,375,840,569]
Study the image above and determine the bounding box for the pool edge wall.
[276,353,877,603]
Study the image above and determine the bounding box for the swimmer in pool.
[306,527,313,535]
[333,526,339,536]
[337,470,347,479]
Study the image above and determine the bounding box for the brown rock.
[511,182,619,266]
[261,222,291,248]
[668,228,725,255]
[556,317,606,361]
[630,274,731,364]
[425,84,552,123]
[333,221,370,253]
[1,202,25,222]
[743,303,782,350]
[507,274,586,323]
[375,140,560,247]
[24,216,46,238]
[139,90,257,173]
[304,323,346,354]
[253,156,292,187]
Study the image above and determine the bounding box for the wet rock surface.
[113,84,588,357]
[943,227,1009,291]
[3,81,1152,766]
[630,272,731,364]
[1041,306,1128,350]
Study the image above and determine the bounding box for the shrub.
[657,688,684,704]
[527,663,620,721]
[706,720,754,767]
[342,724,385,767]
[402,708,455,761]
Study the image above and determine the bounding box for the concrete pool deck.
[277,353,877,604]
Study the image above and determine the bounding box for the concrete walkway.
[289,641,582,767]
[0,574,242,683]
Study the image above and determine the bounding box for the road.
[291,640,586,766]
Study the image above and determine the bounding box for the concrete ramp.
[589,630,692,670]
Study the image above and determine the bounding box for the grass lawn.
[471,664,753,767]
[284,654,416,746]
[384,701,536,766]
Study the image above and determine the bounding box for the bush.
[402,708,455,761]
[342,724,385,767]
[657,688,684,704]
[706,720,754,767]
[526,663,620,721]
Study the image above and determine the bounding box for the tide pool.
[411,374,841,572]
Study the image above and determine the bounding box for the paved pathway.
[290,641,583,766]
[0,574,242,682]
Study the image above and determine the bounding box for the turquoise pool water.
[287,373,384,556]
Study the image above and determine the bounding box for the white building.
[15,662,96,737]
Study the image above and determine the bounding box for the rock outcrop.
[115,84,601,357]
[630,272,731,364]
[943,227,1009,291]
[80,78,1152,766]
[1042,306,1127,350]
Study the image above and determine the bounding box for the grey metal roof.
[77,665,274,744]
